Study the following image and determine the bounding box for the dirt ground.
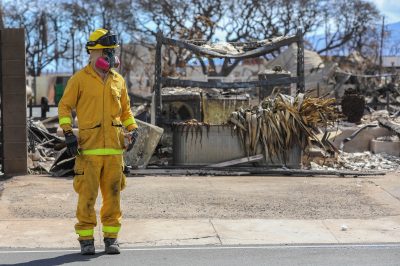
[0,173,399,220]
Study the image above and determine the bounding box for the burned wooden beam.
[207,154,264,168]
[378,118,400,137]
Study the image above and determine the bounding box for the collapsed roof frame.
[153,30,305,125]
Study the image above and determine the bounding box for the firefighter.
[58,28,138,255]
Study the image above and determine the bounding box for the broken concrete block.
[124,119,164,169]
[371,138,400,156]
[331,126,393,152]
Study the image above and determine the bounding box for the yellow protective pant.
[73,154,127,240]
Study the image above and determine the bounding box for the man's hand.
[126,129,139,151]
[64,131,79,157]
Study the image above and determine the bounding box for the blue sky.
[370,0,400,23]
[5,0,398,73]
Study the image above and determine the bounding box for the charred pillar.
[40,97,49,119]
[341,88,365,123]
[0,28,27,175]
[154,31,163,126]
[296,30,305,93]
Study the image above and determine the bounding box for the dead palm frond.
[229,93,339,162]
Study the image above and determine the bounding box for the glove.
[64,131,79,157]
[126,129,139,151]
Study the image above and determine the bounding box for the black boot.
[104,238,120,254]
[79,239,95,255]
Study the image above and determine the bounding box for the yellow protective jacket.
[58,64,137,155]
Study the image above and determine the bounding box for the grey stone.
[124,119,164,168]
[332,127,393,152]
[371,139,400,156]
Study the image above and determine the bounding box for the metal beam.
[160,35,300,59]
[161,77,299,89]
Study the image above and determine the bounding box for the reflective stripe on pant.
[73,154,127,240]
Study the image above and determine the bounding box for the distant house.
[27,74,71,106]
[382,56,400,70]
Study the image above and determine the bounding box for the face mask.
[95,49,120,71]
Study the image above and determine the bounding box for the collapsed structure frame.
[153,30,305,126]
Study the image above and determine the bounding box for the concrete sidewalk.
[0,216,400,248]
[0,173,399,248]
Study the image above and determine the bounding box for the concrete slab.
[368,173,400,202]
[119,219,220,246]
[371,139,400,156]
[211,219,338,245]
[0,219,79,248]
[360,177,400,215]
[1,174,399,248]
[0,218,400,248]
[323,216,400,243]
[331,127,392,152]
[3,174,399,220]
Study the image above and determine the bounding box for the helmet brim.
[87,44,120,50]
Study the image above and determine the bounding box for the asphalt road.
[1,244,399,266]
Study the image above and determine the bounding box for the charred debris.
[27,32,400,177]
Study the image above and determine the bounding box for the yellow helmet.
[86,28,119,50]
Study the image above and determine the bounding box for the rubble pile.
[365,80,400,106]
[162,87,202,96]
[310,151,400,171]
[361,110,400,124]
[376,135,399,142]
[198,36,288,57]
[201,42,243,55]
[27,119,65,174]
[343,151,400,171]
